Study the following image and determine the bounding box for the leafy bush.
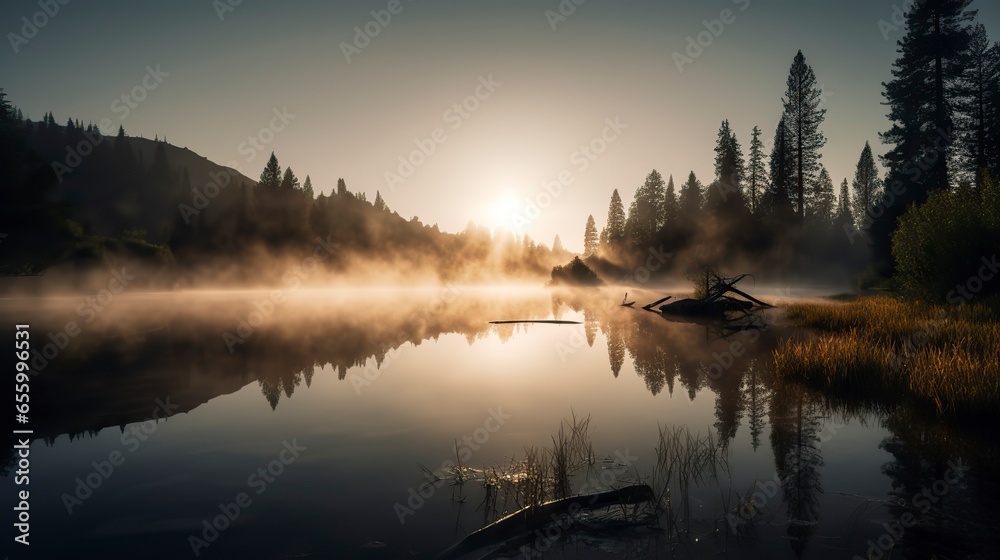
[892,176,1000,302]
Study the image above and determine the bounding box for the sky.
[2,0,999,253]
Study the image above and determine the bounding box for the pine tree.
[954,23,998,192]
[604,189,626,248]
[709,121,746,216]
[552,234,564,253]
[280,167,299,191]
[303,175,315,199]
[678,171,703,221]
[874,0,976,269]
[851,142,880,227]
[782,51,827,220]
[0,88,13,123]
[746,126,767,214]
[625,170,666,248]
[374,190,388,211]
[989,43,1000,178]
[766,116,795,215]
[836,178,854,226]
[714,119,745,192]
[583,214,599,257]
[662,174,678,229]
[806,165,835,224]
[336,178,348,196]
[259,153,282,189]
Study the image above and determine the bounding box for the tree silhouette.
[678,171,703,226]
[806,165,835,225]
[746,126,767,215]
[280,166,299,191]
[602,188,626,250]
[374,190,388,212]
[662,174,679,228]
[954,23,998,193]
[835,178,854,228]
[583,214,598,257]
[770,383,825,558]
[625,169,666,249]
[707,122,748,220]
[713,119,745,196]
[259,153,282,190]
[851,142,880,228]
[552,234,563,253]
[742,362,769,452]
[782,50,827,220]
[303,175,314,199]
[0,88,12,121]
[874,0,976,271]
[766,116,795,219]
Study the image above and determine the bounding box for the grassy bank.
[773,295,1000,421]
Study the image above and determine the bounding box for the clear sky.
[3,0,998,252]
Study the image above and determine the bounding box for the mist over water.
[2,285,997,559]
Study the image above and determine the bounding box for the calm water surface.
[1,287,997,559]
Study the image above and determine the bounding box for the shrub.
[892,176,1000,302]
[549,256,603,287]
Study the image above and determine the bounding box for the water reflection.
[769,382,825,556]
[1,288,998,559]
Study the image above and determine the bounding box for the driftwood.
[436,485,655,559]
[643,274,771,318]
[489,320,582,325]
[620,292,636,307]
[641,295,672,312]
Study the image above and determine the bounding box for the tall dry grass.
[774,296,1000,419]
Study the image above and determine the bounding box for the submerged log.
[436,484,655,559]
[641,295,672,312]
[649,273,770,317]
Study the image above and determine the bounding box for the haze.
[4,0,998,252]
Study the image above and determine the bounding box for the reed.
[774,296,1000,421]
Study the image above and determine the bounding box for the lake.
[2,286,997,559]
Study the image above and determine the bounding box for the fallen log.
[436,484,655,559]
[646,273,771,318]
[642,295,672,311]
[489,320,582,325]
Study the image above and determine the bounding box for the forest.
[1,1,998,299]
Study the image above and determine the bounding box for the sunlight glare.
[489,190,523,232]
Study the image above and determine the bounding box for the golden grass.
[774,295,1000,420]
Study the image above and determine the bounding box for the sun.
[489,191,523,232]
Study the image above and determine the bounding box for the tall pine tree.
[954,23,998,192]
[625,170,666,248]
[678,171,704,224]
[874,0,975,270]
[851,142,880,228]
[583,214,599,257]
[782,51,827,220]
[662,174,678,230]
[765,116,795,218]
[747,126,767,215]
[603,189,626,250]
